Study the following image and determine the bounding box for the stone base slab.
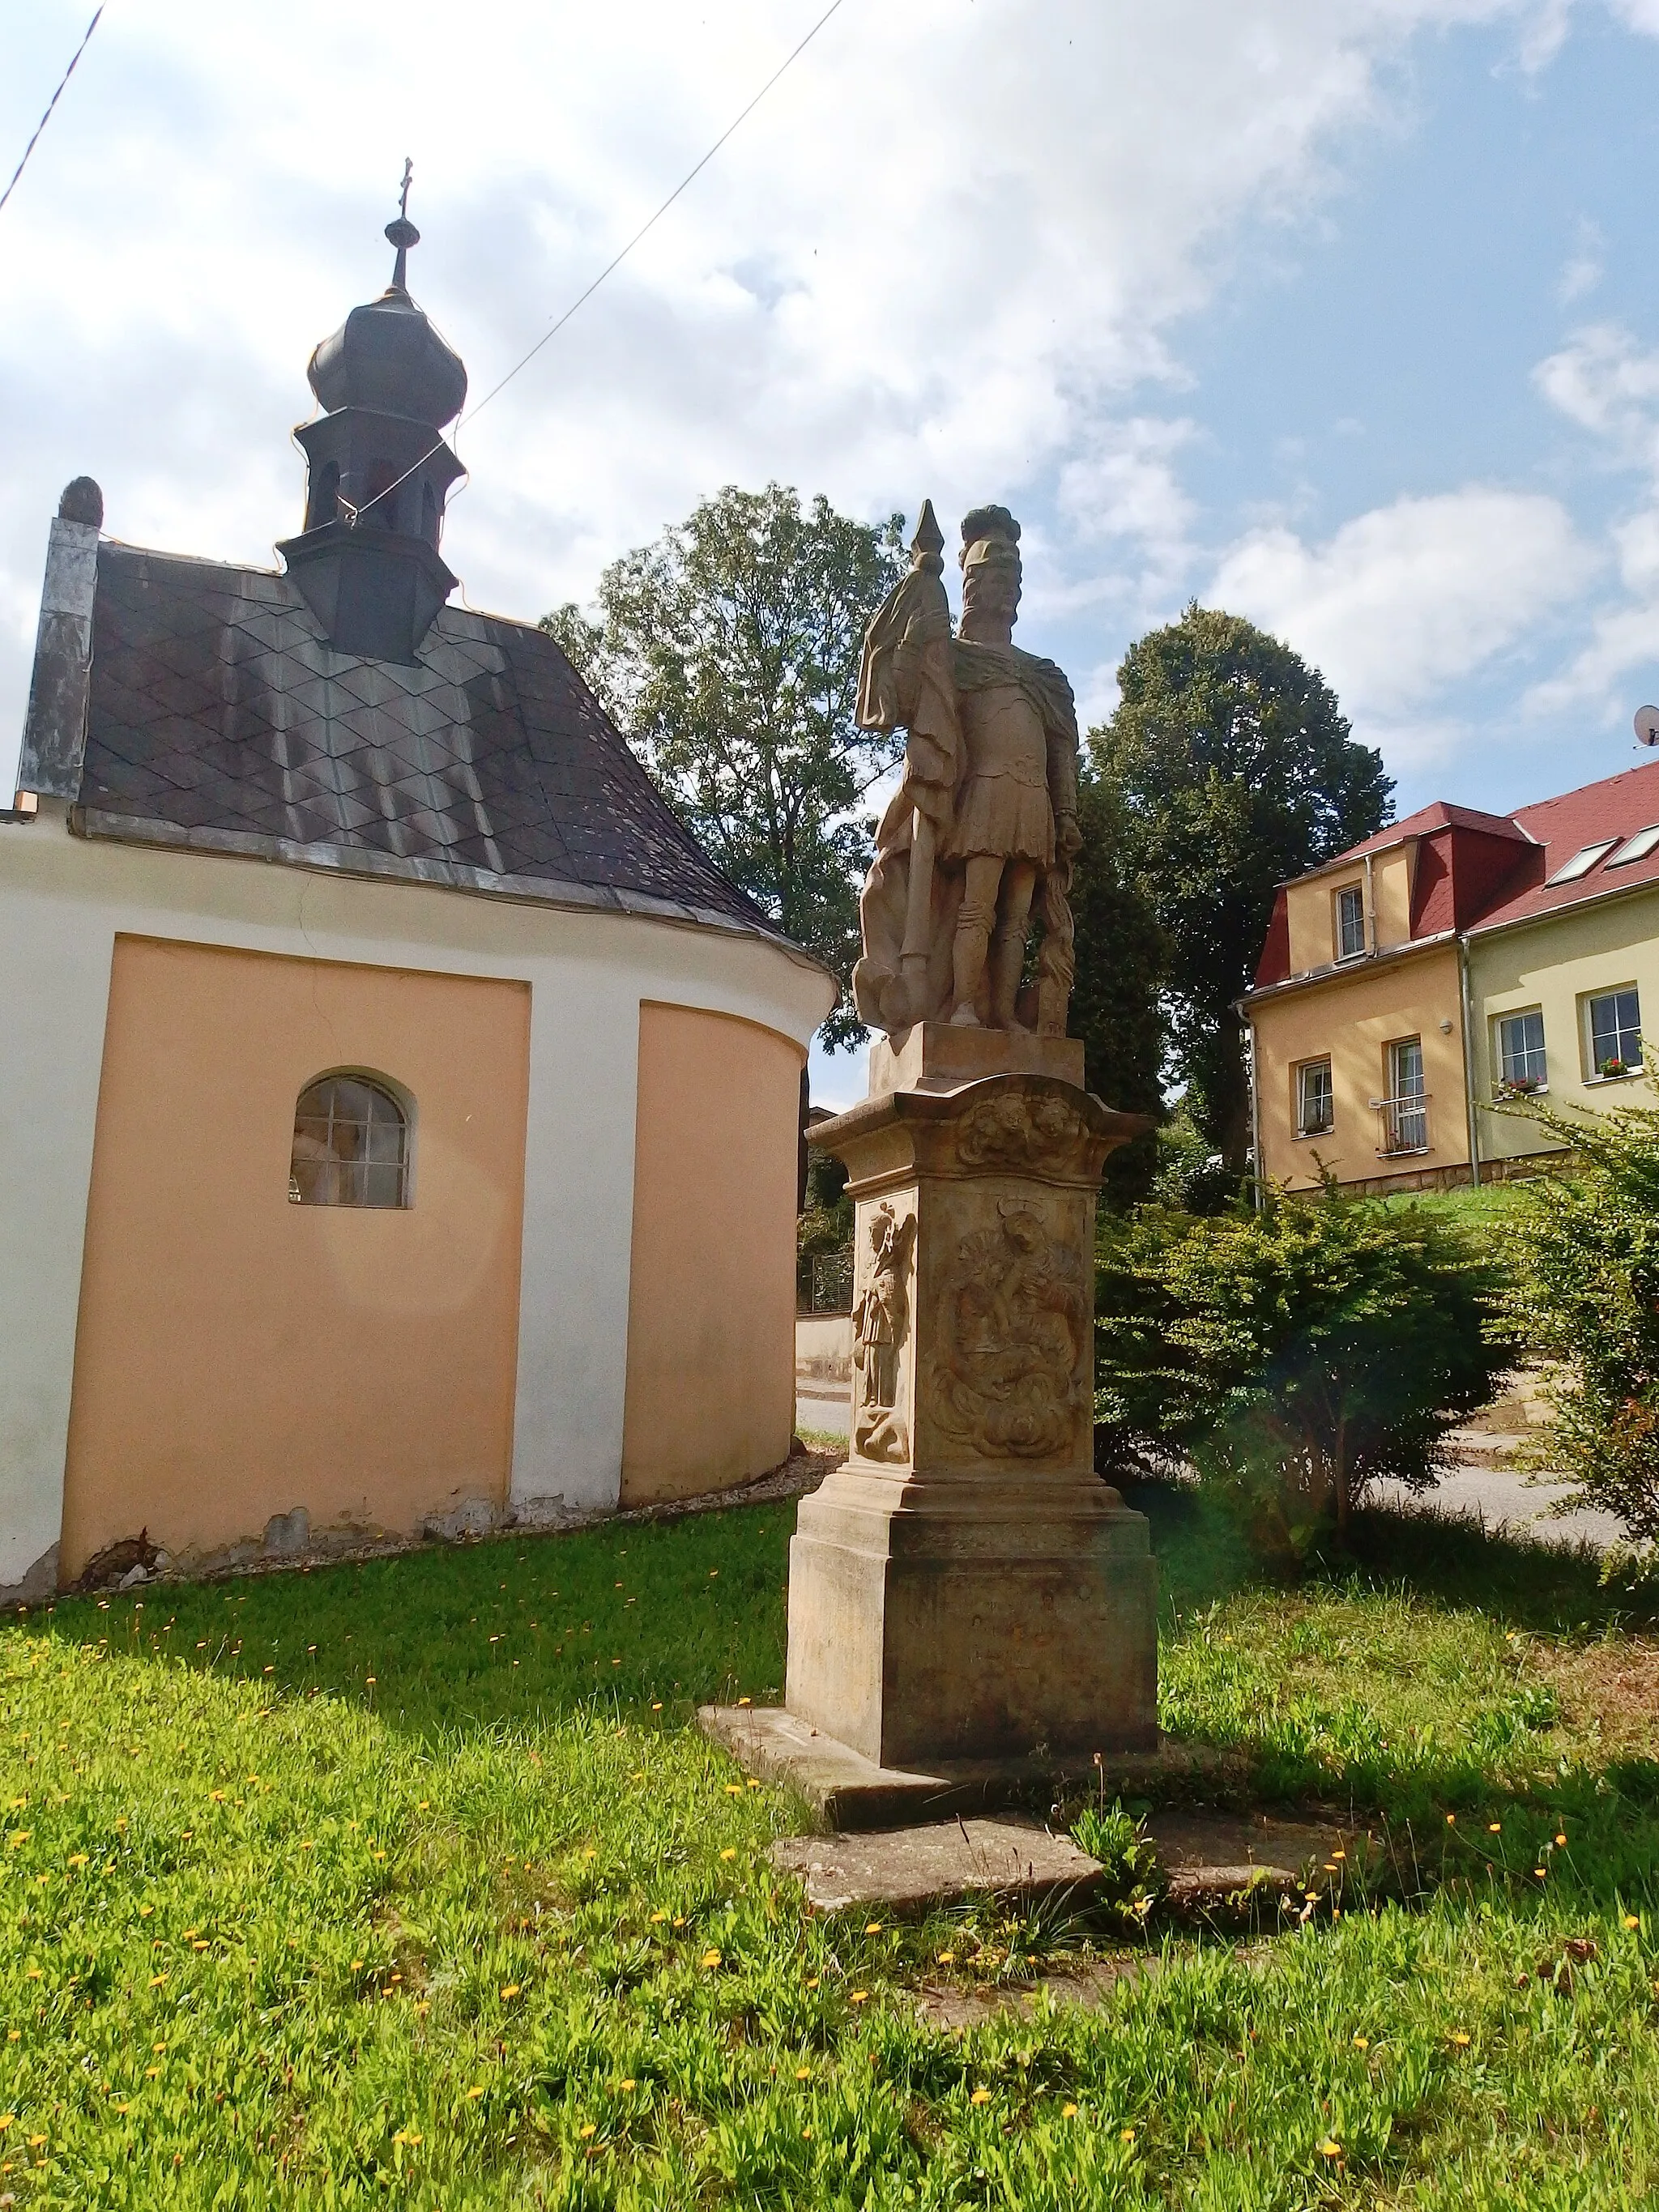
[697,1702,1236,1831]
[768,1815,1105,1916]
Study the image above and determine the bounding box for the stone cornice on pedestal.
[812,1070,1150,1200]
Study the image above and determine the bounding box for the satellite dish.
[1637,705,1659,748]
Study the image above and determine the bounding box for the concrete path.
[795,1383,850,1441]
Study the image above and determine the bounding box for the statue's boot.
[949,915,991,1024]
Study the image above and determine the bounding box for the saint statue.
[851,1201,916,1463]
[852,502,1081,1040]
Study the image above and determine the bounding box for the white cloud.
[1210,489,1597,736]
[1535,324,1659,466]
[1558,217,1605,304]
[0,0,1593,797]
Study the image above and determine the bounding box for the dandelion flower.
[578,2124,595,2140]
[864,1922,883,1935]
[724,1784,743,1797]
[969,2087,991,2105]
[466,2087,484,2100]
[1318,2138,1342,2159]
[619,2079,635,2092]
[1120,2129,1136,2144]
[500,1984,521,1999]
[1353,2034,1369,2048]
[1451,2032,1470,2047]
[1556,1833,1567,1848]
[1488,1822,1502,1834]
[1063,2102,1079,2117]
[795,2067,810,2080]
[720,1848,736,1862]
[702,1950,723,1970]
[850,1990,869,2005]
[650,1911,667,1924]
[801,2126,813,2139]
[936,1950,955,1965]
[1627,1915,1642,1930]
[804,1975,818,1988]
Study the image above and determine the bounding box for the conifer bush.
[1095,1182,1513,1558]
[1501,1089,1659,1547]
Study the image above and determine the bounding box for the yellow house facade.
[1246,761,1659,1194]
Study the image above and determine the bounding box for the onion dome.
[306,212,467,427]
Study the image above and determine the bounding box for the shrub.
[1095,1182,1514,1558]
[1501,1088,1659,1546]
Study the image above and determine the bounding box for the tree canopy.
[1092,605,1392,1170]
[1067,765,1168,1206]
[544,484,906,1047]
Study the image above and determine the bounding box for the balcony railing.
[1371,1091,1430,1157]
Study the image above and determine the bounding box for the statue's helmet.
[959,503,1021,586]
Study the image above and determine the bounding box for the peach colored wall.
[1252,940,1466,1190]
[60,936,529,1576]
[621,1002,803,1505]
[1285,845,1415,975]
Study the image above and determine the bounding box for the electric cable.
[349,0,849,524]
[0,6,105,220]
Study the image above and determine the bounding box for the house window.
[289,1074,410,1208]
[1296,1059,1334,1137]
[1495,1009,1547,1091]
[1335,884,1366,961]
[1587,987,1642,1077]
[1606,825,1659,869]
[1381,1037,1427,1154]
[1546,839,1618,886]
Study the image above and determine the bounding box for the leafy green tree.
[1093,605,1392,1170]
[1095,1185,1512,1557]
[1067,765,1169,1206]
[544,484,906,1046]
[1502,1089,1659,1546]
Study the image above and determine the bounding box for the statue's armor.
[941,641,1056,867]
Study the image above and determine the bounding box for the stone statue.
[852,501,1081,1042]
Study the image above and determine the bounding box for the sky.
[6,1,1659,1108]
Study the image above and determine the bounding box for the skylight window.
[1546,839,1619,886]
[1605,825,1659,870]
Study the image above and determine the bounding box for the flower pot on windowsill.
[1597,1058,1633,1080]
[1496,1077,1542,1097]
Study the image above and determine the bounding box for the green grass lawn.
[4,1490,1659,2208]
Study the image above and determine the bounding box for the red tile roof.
[1251,756,1659,991]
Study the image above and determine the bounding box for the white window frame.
[1546,839,1619,887]
[1493,1008,1547,1093]
[1605,825,1659,870]
[1295,1058,1334,1139]
[1333,882,1366,962]
[1583,986,1643,1080]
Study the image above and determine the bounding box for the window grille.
[289,1075,410,1208]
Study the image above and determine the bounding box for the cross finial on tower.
[385,157,419,292]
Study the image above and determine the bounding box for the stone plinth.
[869,1021,1085,1098]
[783,1068,1158,1774]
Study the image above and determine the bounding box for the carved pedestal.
[786,1049,1158,1769]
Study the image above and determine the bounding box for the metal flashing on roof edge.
[16,504,100,802]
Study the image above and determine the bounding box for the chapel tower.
[277,166,467,662]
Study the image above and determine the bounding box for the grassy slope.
[2,1494,1658,2209]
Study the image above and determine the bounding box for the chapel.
[0,205,832,1602]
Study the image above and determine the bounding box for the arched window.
[306,458,340,533]
[288,1074,410,1208]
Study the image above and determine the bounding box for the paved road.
[795,1393,1624,1550]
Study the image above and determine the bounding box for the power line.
[351,0,850,523]
[0,6,105,220]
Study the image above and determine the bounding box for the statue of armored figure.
[853,501,1081,1041]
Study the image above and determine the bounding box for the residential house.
[1245,757,1659,1193]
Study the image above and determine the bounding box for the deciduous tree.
[544,484,905,1046]
[1093,606,1392,1170]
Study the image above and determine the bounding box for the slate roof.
[73,540,777,940]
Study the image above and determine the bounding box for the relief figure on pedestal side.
[930,1200,1090,1460]
[852,501,1081,1044]
[851,1201,916,1465]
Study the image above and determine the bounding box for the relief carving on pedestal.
[929,1200,1090,1459]
[852,1202,917,1464]
[956,1088,1089,1174]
